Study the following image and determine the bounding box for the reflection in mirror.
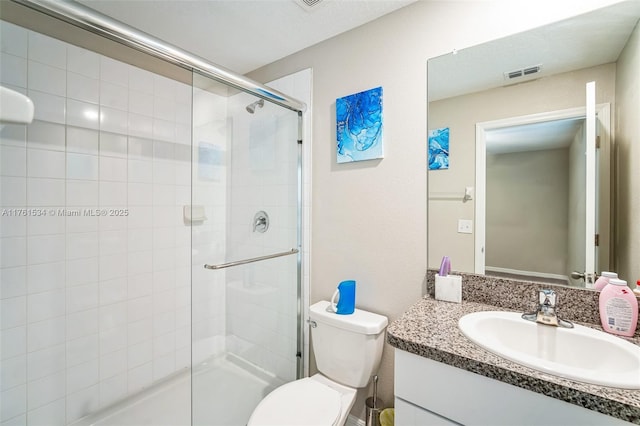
[485,117,587,287]
[427,1,640,288]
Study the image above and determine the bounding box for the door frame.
[474,103,611,277]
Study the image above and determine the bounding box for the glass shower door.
[190,73,301,426]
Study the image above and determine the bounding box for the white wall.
[0,22,192,425]
[615,19,640,285]
[248,0,623,418]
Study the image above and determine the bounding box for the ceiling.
[428,0,640,102]
[429,1,640,154]
[486,118,585,155]
[76,0,416,75]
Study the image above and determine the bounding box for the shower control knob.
[253,211,269,233]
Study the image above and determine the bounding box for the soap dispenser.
[594,271,618,291]
[599,278,638,337]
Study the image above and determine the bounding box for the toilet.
[247,300,388,426]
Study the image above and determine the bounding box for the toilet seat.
[248,377,342,426]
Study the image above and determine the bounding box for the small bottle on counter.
[594,271,618,291]
[599,278,638,337]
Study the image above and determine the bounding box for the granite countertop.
[387,296,640,424]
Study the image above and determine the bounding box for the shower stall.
[0,1,308,425]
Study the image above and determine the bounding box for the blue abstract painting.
[428,127,450,170]
[336,86,383,163]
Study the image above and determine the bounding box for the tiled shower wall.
[0,21,192,424]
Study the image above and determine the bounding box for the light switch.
[458,219,473,234]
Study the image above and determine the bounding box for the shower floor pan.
[71,355,279,426]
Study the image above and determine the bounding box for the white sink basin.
[458,311,640,389]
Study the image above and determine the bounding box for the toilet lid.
[248,378,342,426]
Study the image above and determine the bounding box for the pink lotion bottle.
[599,278,638,337]
[594,271,618,291]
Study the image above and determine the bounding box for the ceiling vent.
[294,0,324,11]
[504,64,542,80]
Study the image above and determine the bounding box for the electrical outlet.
[458,219,473,234]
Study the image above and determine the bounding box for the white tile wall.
[2,20,311,426]
[30,91,66,124]
[1,54,28,90]
[67,45,99,79]
[67,71,100,104]
[28,61,66,97]
[27,121,66,151]
[0,20,192,425]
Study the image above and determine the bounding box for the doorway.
[475,104,611,286]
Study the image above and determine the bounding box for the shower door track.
[204,249,299,270]
[12,0,307,113]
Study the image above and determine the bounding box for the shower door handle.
[204,248,299,270]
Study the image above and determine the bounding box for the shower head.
[246,99,264,114]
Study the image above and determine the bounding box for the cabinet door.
[395,397,459,426]
[395,349,630,425]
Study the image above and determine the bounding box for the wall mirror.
[427,1,640,288]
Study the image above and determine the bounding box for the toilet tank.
[309,301,388,388]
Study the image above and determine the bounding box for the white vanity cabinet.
[394,349,631,426]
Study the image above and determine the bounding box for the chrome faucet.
[522,289,574,328]
[253,216,267,231]
[252,211,269,233]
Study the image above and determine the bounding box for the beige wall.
[248,0,623,418]
[428,63,616,273]
[616,20,640,286]
[486,148,570,276]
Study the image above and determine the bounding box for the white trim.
[585,82,596,287]
[477,106,588,131]
[595,102,611,275]
[475,103,611,277]
[475,123,487,274]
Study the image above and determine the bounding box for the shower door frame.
[12,0,307,381]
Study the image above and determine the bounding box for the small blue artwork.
[336,86,383,163]
[428,127,450,170]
